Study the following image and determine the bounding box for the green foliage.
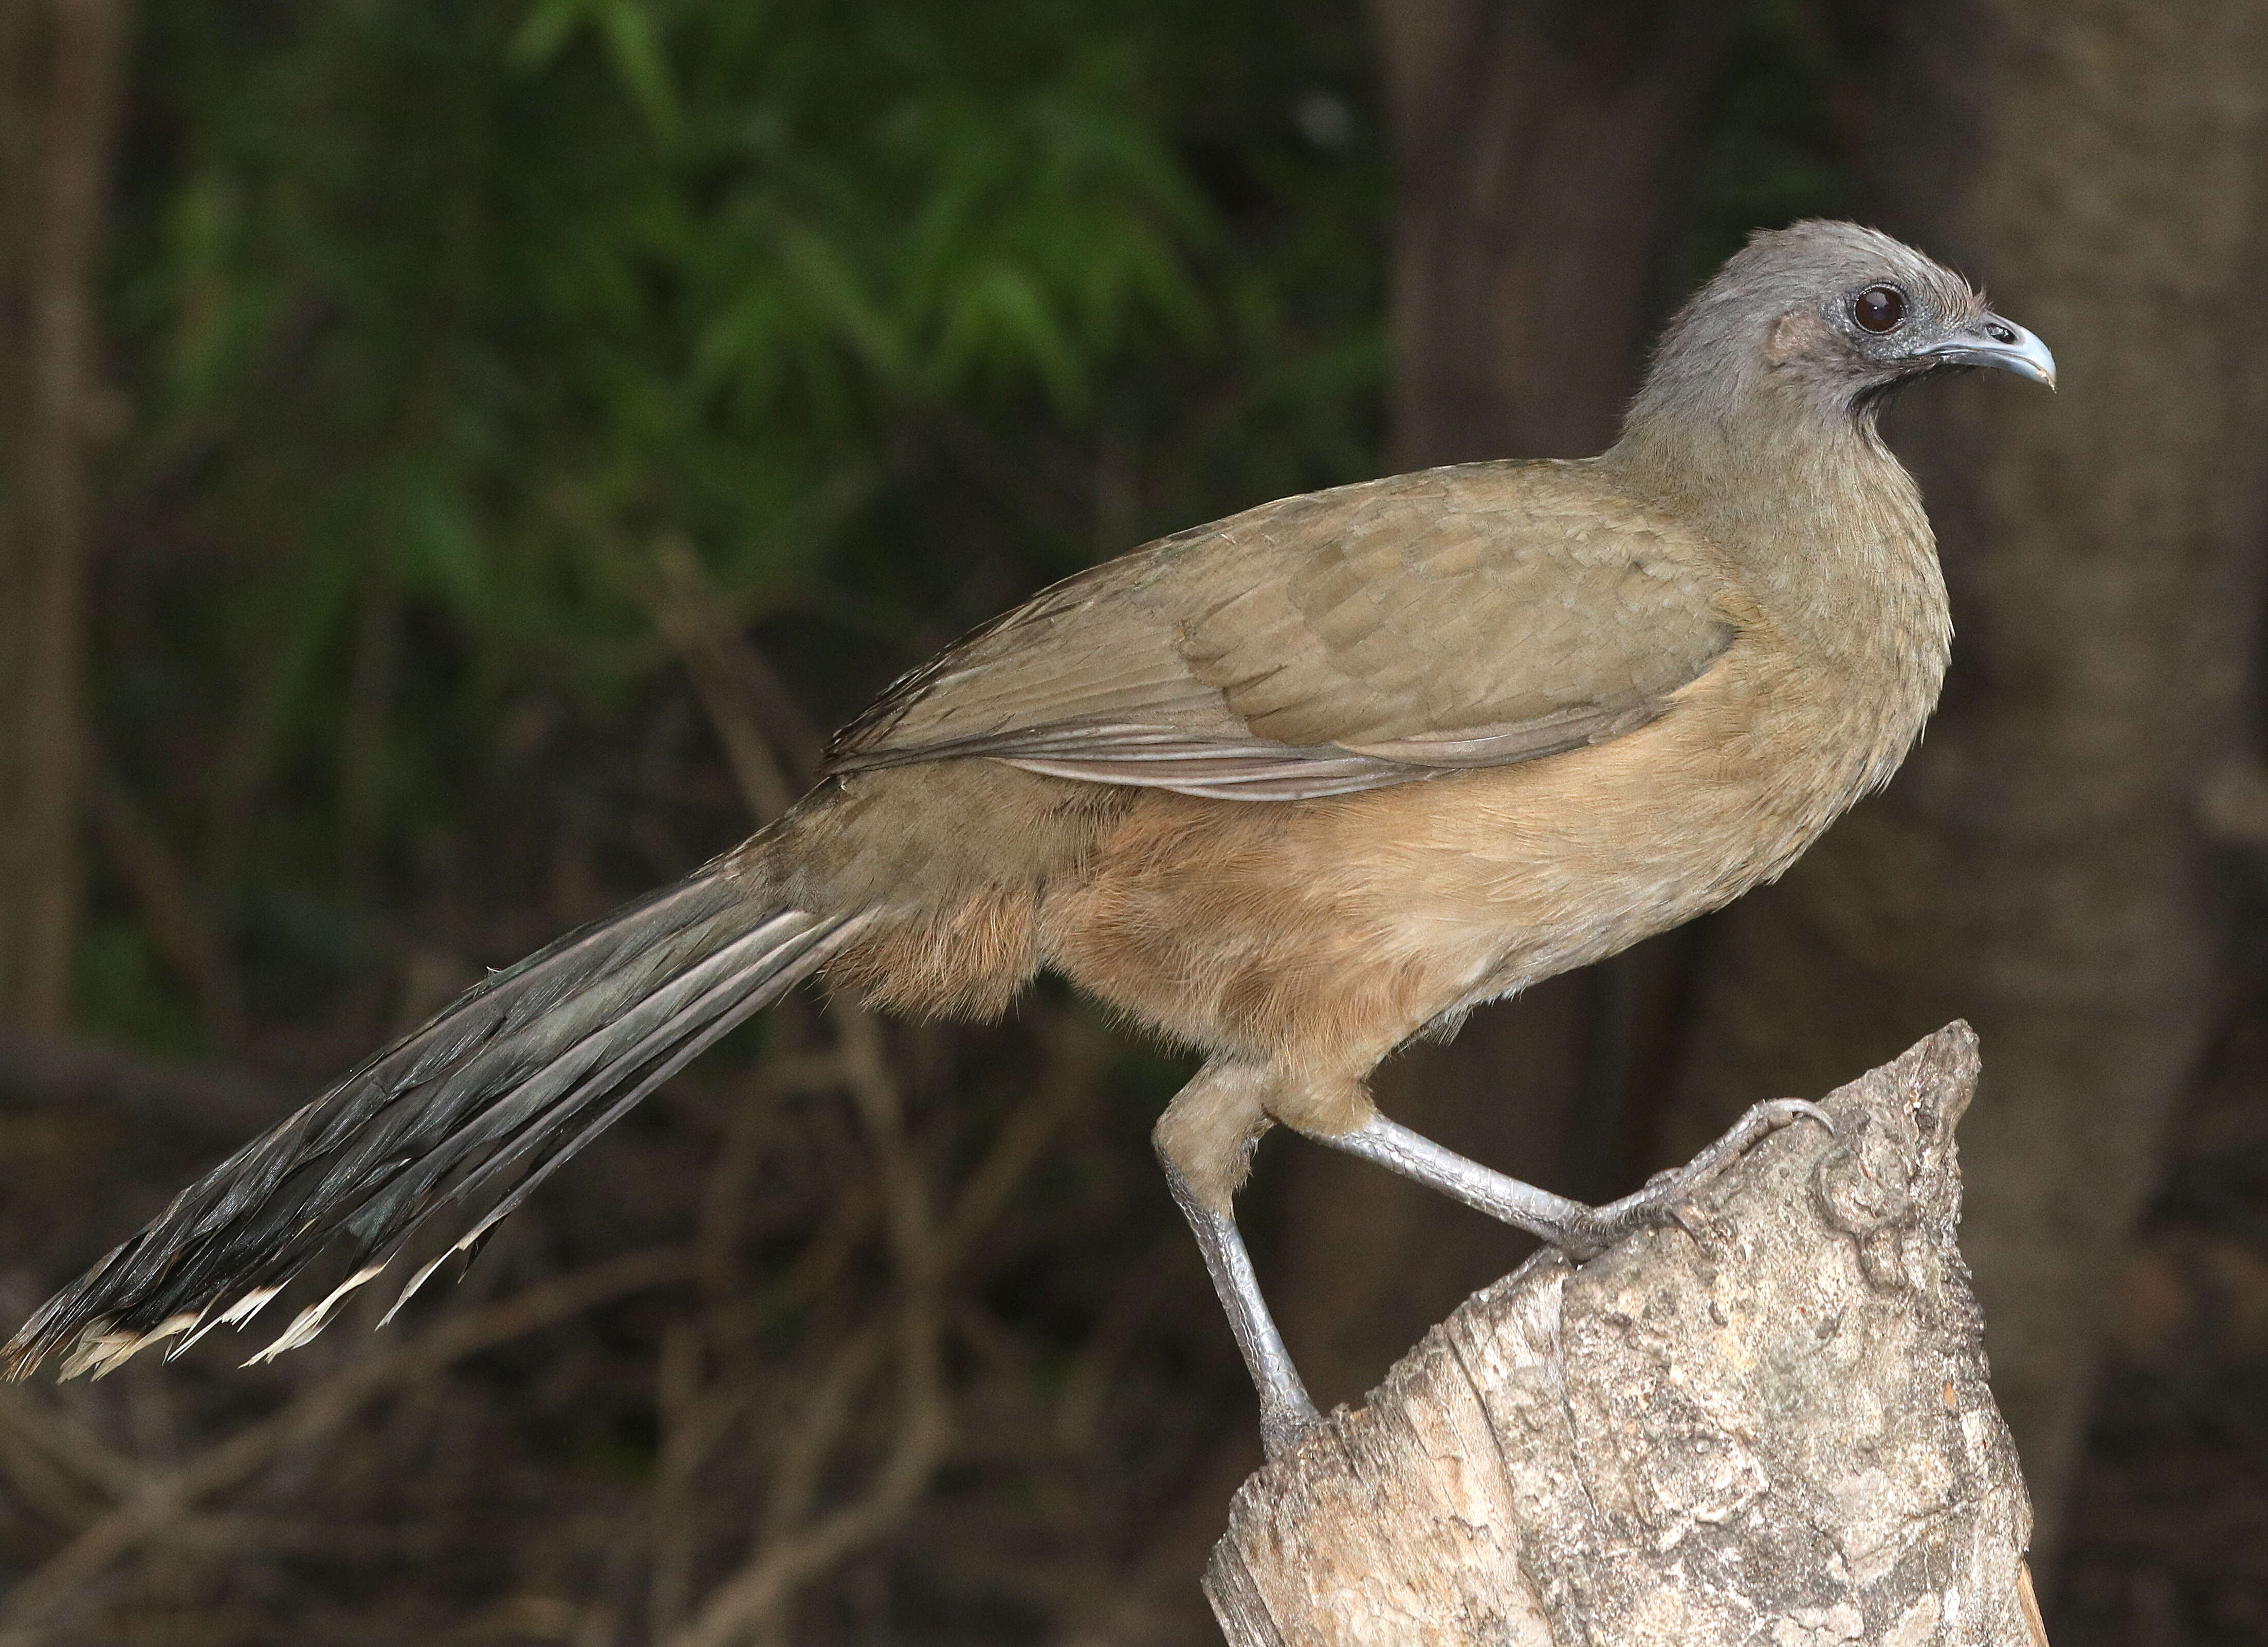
[90,0,1384,1047]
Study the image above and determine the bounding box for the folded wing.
[824,461,1742,800]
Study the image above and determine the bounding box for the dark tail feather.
[4,857,865,1380]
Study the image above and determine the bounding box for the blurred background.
[0,0,2262,1641]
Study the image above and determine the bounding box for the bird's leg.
[1154,1064,1319,1459]
[1157,1152,1318,1457]
[1310,1097,1832,1261]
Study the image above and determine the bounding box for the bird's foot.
[1552,1097,1832,1260]
[1258,1387,1323,1462]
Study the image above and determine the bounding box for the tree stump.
[1207,1023,2049,1646]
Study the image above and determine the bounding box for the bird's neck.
[1601,396,1949,685]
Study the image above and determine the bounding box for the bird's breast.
[1327,610,1946,1007]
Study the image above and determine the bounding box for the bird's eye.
[1853,285,1906,333]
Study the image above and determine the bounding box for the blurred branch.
[647,1321,715,1644]
[0,1383,145,1503]
[912,403,1096,551]
[669,1004,949,1647]
[0,1245,696,1643]
[338,575,403,896]
[0,1029,295,1138]
[646,531,1040,1641]
[650,998,1113,1646]
[752,1318,890,1556]
[648,535,825,826]
[0,0,130,1032]
[2198,755,2268,848]
[84,763,248,1052]
[937,1015,1108,1260]
[0,1397,116,1528]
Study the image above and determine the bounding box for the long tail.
[4,853,866,1380]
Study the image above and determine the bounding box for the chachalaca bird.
[3,222,2054,1456]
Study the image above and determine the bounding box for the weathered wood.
[1208,1024,2046,1646]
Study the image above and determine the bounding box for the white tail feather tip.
[245,1264,387,1366]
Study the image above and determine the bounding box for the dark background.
[0,0,2261,1641]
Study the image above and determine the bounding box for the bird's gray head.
[1625,221,2054,440]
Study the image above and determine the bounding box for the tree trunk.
[1659,0,2268,1564]
[1211,1027,2048,1647]
[1369,0,1739,468]
[1265,0,1737,1418]
[0,0,127,1031]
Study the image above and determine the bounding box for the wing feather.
[825,461,1741,800]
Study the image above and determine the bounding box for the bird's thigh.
[1258,1070,1374,1138]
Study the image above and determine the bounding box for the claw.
[1260,1401,1323,1462]
[1771,1098,1836,1136]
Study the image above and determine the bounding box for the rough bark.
[0,0,127,1030]
[1268,0,1739,1420]
[1660,0,2268,1560]
[1211,1025,2048,1647]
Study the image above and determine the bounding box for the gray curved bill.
[1923,312,2056,387]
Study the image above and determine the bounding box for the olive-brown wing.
[822,463,1740,801]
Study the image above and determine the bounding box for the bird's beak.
[1919,311,2056,388]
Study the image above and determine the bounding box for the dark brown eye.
[1854,284,1905,333]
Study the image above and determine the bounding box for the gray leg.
[1157,1148,1319,1459]
[1316,1098,1832,1260]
